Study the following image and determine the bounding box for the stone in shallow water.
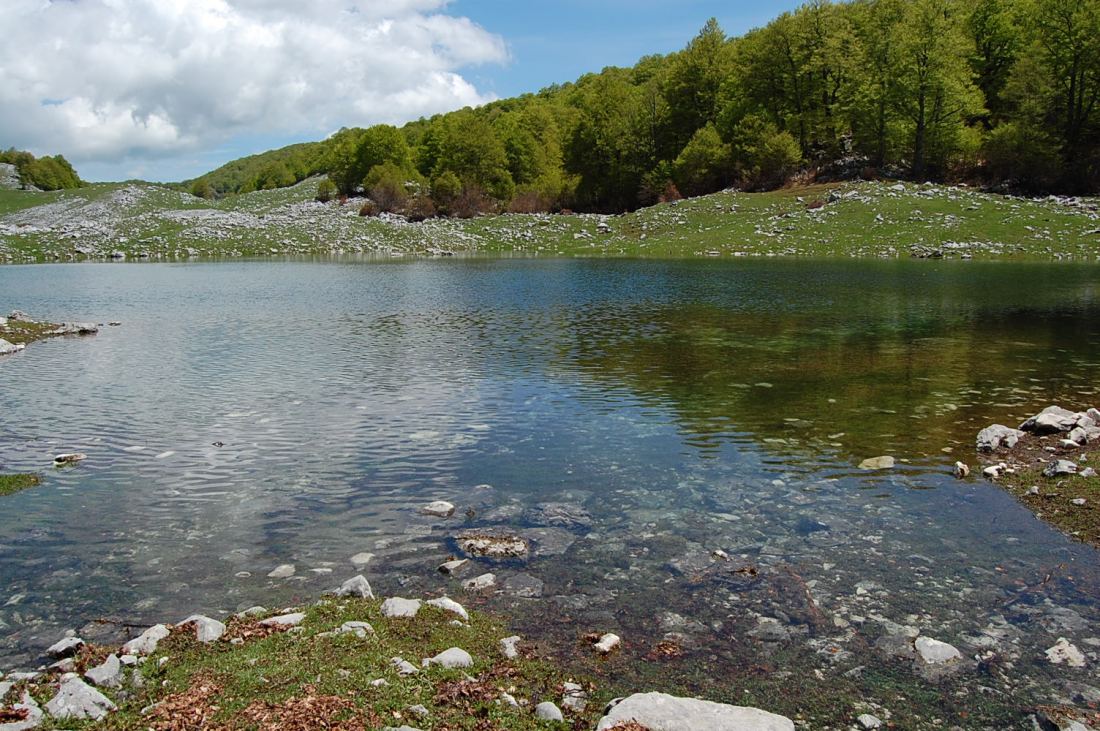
[595,692,794,731]
[454,530,529,559]
[858,456,895,470]
[267,564,295,579]
[438,559,468,576]
[350,552,374,567]
[502,573,544,598]
[45,674,117,721]
[524,502,593,529]
[421,501,455,518]
[463,573,496,591]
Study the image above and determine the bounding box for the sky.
[0,1,803,183]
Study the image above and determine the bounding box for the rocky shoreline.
[0,310,105,356]
[976,405,1100,547]
[0,576,796,730]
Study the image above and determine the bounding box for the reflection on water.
[1,259,1099,722]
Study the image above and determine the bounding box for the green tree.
[673,124,732,196]
[893,0,985,177]
[190,179,214,199]
[433,111,515,202]
[967,0,1021,122]
[663,19,730,151]
[315,178,337,202]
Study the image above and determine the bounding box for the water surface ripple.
[1,259,1099,717]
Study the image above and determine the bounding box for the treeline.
[0,148,82,191]
[195,0,1100,213]
[185,142,326,199]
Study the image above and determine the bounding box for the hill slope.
[0,179,1097,263]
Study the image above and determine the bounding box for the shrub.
[982,123,1061,193]
[403,194,437,222]
[315,179,337,203]
[507,190,553,213]
[430,171,463,215]
[450,185,496,219]
[359,201,378,217]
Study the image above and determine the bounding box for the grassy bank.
[9,598,603,730]
[0,473,40,497]
[986,442,1100,548]
[1,178,1098,263]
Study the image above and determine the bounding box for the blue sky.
[3,1,804,183]
[456,1,802,98]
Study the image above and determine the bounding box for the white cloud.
[0,0,508,178]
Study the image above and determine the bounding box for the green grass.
[16,599,600,730]
[0,473,41,496]
[2,179,1099,263]
[997,445,1100,547]
[1,317,64,346]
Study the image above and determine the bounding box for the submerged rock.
[266,564,296,579]
[858,456,895,470]
[596,692,794,731]
[524,502,593,529]
[455,530,529,559]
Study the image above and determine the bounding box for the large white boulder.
[596,693,794,731]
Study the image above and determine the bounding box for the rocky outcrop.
[977,424,1025,452]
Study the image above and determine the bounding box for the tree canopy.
[193,0,1100,211]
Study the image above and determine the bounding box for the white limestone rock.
[179,615,226,643]
[334,575,374,599]
[426,597,468,621]
[423,647,473,670]
[381,597,422,619]
[45,674,117,721]
[122,624,170,656]
[596,693,794,731]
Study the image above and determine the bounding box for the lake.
[2,258,1099,724]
